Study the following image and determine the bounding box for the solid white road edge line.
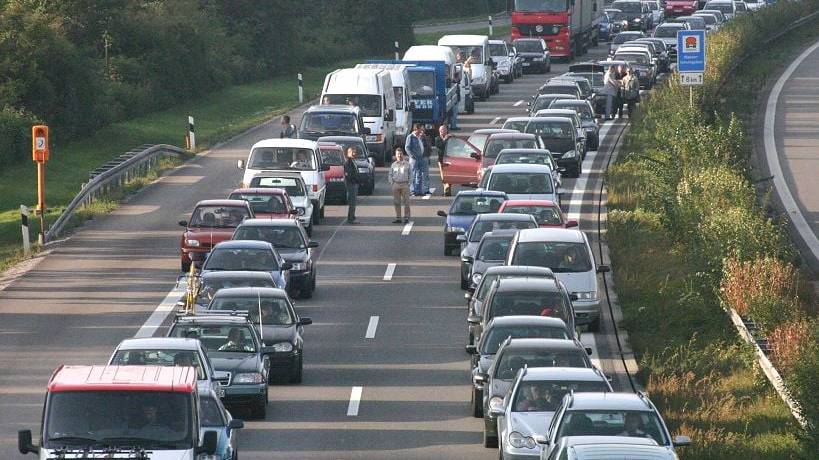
[347,386,363,416]
[383,263,397,281]
[566,121,614,223]
[402,221,414,235]
[582,331,601,369]
[513,99,525,107]
[764,38,819,263]
[134,287,185,338]
[365,316,379,339]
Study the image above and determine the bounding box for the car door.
[441,136,482,186]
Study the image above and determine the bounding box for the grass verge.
[413,25,511,45]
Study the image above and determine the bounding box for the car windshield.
[654,26,682,37]
[169,325,258,353]
[526,121,574,139]
[248,147,316,170]
[696,14,717,25]
[320,148,344,166]
[44,391,193,449]
[494,349,588,378]
[485,139,538,158]
[322,94,382,118]
[189,205,250,228]
[208,296,295,326]
[514,40,543,53]
[606,10,625,20]
[110,349,205,380]
[445,45,483,62]
[532,96,561,112]
[645,2,658,10]
[496,152,553,167]
[407,70,436,96]
[542,85,576,96]
[300,113,359,135]
[502,120,529,132]
[203,247,278,272]
[514,0,568,12]
[556,410,669,445]
[199,395,225,427]
[613,1,642,12]
[503,205,563,225]
[551,103,593,119]
[451,195,506,215]
[470,219,536,242]
[513,381,609,412]
[489,290,569,321]
[195,276,276,305]
[489,43,508,56]
[616,53,648,65]
[512,241,593,273]
[249,176,305,197]
[706,2,733,13]
[481,325,569,354]
[234,225,305,249]
[228,193,287,215]
[477,237,513,262]
[321,140,368,159]
[467,133,490,152]
[489,172,554,195]
[570,72,604,87]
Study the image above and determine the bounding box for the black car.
[529,94,577,117]
[190,271,279,309]
[232,219,318,298]
[524,117,584,177]
[634,38,670,73]
[317,135,376,195]
[512,38,551,73]
[205,287,312,383]
[466,316,573,418]
[611,0,651,31]
[538,81,583,99]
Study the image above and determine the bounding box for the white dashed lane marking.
[402,221,414,235]
[347,386,363,416]
[383,263,397,281]
[365,316,379,339]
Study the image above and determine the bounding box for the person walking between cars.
[622,68,640,118]
[280,115,297,138]
[405,123,426,196]
[343,146,360,224]
[435,125,453,196]
[389,147,411,223]
[603,66,621,120]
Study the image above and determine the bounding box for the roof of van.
[403,45,456,62]
[48,365,197,393]
[438,35,490,46]
[250,138,317,150]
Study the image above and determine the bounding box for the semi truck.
[509,0,605,59]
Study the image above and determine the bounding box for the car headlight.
[296,207,306,216]
[357,167,370,174]
[634,18,641,22]
[509,431,537,449]
[232,372,265,384]
[365,134,383,143]
[585,126,595,132]
[290,262,307,271]
[488,396,504,414]
[185,239,200,247]
[472,273,483,285]
[563,150,577,158]
[574,291,598,301]
[272,342,294,352]
[446,226,465,233]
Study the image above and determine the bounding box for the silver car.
[542,436,679,460]
[467,230,519,291]
[459,213,538,290]
[494,367,611,460]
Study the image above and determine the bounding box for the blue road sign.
[677,30,706,73]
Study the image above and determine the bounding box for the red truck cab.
[228,188,297,220]
[511,4,573,56]
[179,199,254,272]
[665,0,698,16]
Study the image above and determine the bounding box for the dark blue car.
[600,9,625,41]
[436,190,508,256]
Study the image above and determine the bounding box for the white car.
[542,436,680,460]
[506,228,610,331]
[502,117,534,133]
[480,163,561,205]
[641,0,663,26]
[742,0,765,10]
[704,0,736,20]
[489,39,515,83]
[238,139,326,225]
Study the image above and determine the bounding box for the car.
[232,219,318,298]
[191,271,279,310]
[502,117,533,133]
[512,38,551,73]
[205,287,312,383]
[466,316,574,418]
[529,94,578,117]
[563,66,607,115]
[316,135,375,195]
[489,40,516,83]
[538,80,583,100]
[228,187,297,220]
[179,199,255,272]
[167,314,273,419]
[297,104,368,142]
[633,38,670,72]
[437,190,509,256]
[642,0,664,26]
[653,23,690,61]
[664,0,698,17]
[249,173,316,235]
[537,392,692,456]
[524,117,583,177]
[542,436,679,460]
[742,0,764,11]
[697,9,727,25]
[550,76,594,103]
[599,9,626,41]
[507,228,610,331]
[466,230,519,291]
[199,388,244,460]
[704,0,737,20]
[608,31,647,55]
[479,164,561,206]
[617,41,661,72]
[499,199,578,229]
[692,12,722,31]
[458,213,538,289]
[201,240,292,290]
[534,109,588,157]
[674,15,707,31]
[611,0,651,30]
[238,138,329,225]
[613,49,656,88]
[471,275,578,345]
[476,338,594,447]
[495,367,612,460]
[547,100,600,150]
[437,135,484,190]
[481,132,543,170]
[493,148,562,187]
[467,128,519,156]
[318,142,347,203]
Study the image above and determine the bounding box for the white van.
[438,34,491,100]
[321,68,396,164]
[238,138,327,224]
[402,45,457,82]
[355,63,412,147]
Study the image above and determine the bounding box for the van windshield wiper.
[99,437,180,449]
[49,435,101,445]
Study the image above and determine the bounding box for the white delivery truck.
[437,35,492,100]
[321,68,396,165]
[355,63,413,147]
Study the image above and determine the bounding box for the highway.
[0,43,632,459]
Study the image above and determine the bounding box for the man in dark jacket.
[343,146,360,224]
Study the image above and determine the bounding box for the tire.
[460,275,469,291]
[290,355,303,384]
[588,317,601,333]
[251,394,267,420]
[181,258,191,273]
[573,164,581,178]
[471,387,484,418]
[319,205,325,222]
[444,245,451,256]
[300,283,313,299]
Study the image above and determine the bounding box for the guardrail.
[45,144,188,241]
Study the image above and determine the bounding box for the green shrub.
[788,320,819,437]
[0,106,38,165]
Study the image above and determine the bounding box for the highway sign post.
[31,125,49,244]
[677,30,706,107]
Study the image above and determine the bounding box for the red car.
[497,199,578,228]
[665,0,698,16]
[319,143,347,203]
[228,188,296,220]
[179,199,254,271]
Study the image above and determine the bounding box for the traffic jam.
[13,1,760,459]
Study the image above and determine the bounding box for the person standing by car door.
[435,125,452,196]
[388,147,411,223]
[603,66,621,120]
[421,131,432,195]
[622,68,640,117]
[405,123,426,196]
[280,115,297,138]
[343,146,360,224]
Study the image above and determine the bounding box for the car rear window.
[228,193,287,215]
[489,172,554,195]
[494,349,589,378]
[502,205,563,226]
[249,177,305,197]
[470,219,536,242]
[481,325,569,354]
[489,290,569,321]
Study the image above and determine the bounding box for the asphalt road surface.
[0,42,632,459]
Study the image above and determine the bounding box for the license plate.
[674,9,682,12]
[523,62,530,66]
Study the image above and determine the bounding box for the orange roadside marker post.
[32,125,49,244]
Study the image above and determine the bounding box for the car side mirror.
[673,435,692,447]
[566,220,578,228]
[508,52,515,57]
[213,370,230,381]
[467,314,482,324]
[179,220,188,227]
[464,256,474,264]
[489,406,504,417]
[436,210,448,217]
[586,347,593,355]
[465,344,477,354]
[465,291,473,301]
[308,241,319,248]
[260,346,278,355]
[199,430,218,456]
[228,419,244,430]
[456,234,467,242]
[472,373,488,385]
[320,163,330,171]
[18,430,37,455]
[534,435,550,445]
[570,293,579,301]
[289,209,299,215]
[597,265,611,273]
[298,317,313,326]
[281,261,294,271]
[237,160,245,170]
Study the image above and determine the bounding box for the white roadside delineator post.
[394,41,400,60]
[298,73,304,103]
[20,205,31,256]
[187,116,196,151]
[489,16,493,36]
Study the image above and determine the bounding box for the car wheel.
[290,355,303,384]
[588,317,601,333]
[319,205,325,222]
[471,387,484,418]
[306,224,313,237]
[251,394,267,420]
[181,258,191,273]
[483,428,498,448]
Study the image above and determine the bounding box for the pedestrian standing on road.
[388,147,411,223]
[435,125,453,196]
[404,123,426,196]
[615,65,627,118]
[622,68,640,117]
[421,130,432,195]
[603,66,621,120]
[280,115,297,138]
[343,146,360,224]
